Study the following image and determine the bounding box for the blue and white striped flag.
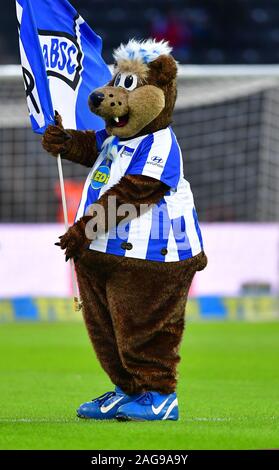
[15,0,111,134]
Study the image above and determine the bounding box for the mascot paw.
[55,216,93,261]
[42,112,72,156]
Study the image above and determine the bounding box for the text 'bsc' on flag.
[16,0,111,134]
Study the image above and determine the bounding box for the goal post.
[1,64,279,223]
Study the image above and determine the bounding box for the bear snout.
[88,86,129,120]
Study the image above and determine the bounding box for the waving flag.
[15,0,111,134]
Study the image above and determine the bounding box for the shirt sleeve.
[95,129,109,152]
[125,128,181,189]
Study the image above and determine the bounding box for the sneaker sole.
[116,414,145,422]
[77,412,115,420]
[116,414,178,422]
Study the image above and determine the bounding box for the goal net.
[1,65,279,223]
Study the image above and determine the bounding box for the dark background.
[2,0,279,65]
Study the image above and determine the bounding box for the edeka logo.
[91,165,111,190]
[38,27,82,91]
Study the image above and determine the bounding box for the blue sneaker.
[77,386,132,420]
[116,391,178,421]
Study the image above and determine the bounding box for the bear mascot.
[42,39,207,421]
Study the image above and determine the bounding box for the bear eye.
[114,73,121,87]
[124,74,137,90]
[113,73,138,91]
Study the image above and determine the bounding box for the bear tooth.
[114,117,119,123]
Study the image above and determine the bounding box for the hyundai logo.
[151,156,163,164]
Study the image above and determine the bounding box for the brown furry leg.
[106,251,207,395]
[75,252,135,392]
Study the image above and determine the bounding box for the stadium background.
[0,0,278,451]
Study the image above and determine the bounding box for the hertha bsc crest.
[38,16,83,91]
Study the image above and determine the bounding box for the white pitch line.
[0,418,79,424]
[0,417,230,424]
[0,416,277,424]
[187,417,230,422]
[0,417,231,423]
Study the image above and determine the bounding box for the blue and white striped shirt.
[76,126,204,262]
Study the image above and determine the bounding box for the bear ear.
[148,55,178,86]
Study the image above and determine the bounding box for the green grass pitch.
[0,321,278,450]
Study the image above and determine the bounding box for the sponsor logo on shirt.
[91,165,110,189]
[146,156,164,168]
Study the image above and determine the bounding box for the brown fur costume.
[42,42,207,395]
[75,250,206,394]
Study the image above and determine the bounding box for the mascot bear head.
[89,39,177,139]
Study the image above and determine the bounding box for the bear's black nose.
[90,92,105,108]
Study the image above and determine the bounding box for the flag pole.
[57,153,82,312]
